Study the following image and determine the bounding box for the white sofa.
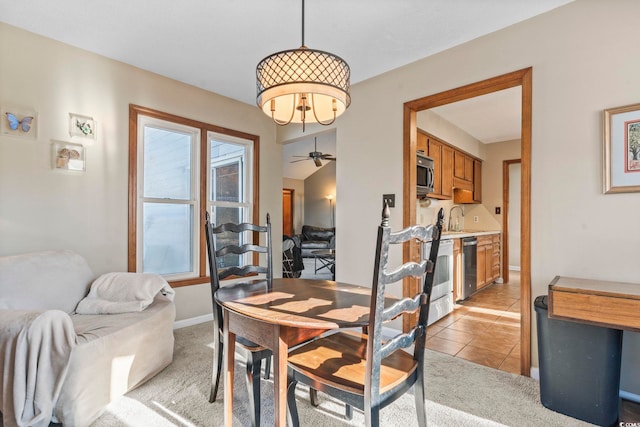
[0,250,176,427]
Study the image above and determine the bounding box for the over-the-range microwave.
[417,152,434,196]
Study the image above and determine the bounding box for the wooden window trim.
[128,104,260,288]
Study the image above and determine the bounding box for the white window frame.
[136,115,201,281]
[128,105,260,287]
[207,131,254,224]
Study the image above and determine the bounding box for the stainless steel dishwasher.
[461,236,478,300]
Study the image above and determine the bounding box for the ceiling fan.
[290,137,336,167]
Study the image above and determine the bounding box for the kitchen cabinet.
[428,137,442,196]
[417,131,428,154]
[491,234,501,281]
[417,129,481,202]
[473,159,482,203]
[477,236,490,290]
[441,145,454,198]
[477,234,500,289]
[418,131,453,200]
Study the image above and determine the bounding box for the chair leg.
[345,404,353,420]
[246,356,262,427]
[309,388,319,407]
[209,341,224,403]
[364,407,380,427]
[263,356,271,380]
[414,374,428,427]
[287,379,300,427]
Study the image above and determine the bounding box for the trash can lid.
[534,295,548,309]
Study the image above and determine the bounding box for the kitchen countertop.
[440,230,500,240]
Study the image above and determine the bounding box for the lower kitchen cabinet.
[477,234,500,290]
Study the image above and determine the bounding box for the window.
[128,105,260,286]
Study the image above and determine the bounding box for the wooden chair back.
[204,211,272,332]
[366,204,444,409]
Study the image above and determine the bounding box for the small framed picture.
[603,103,640,193]
[1,107,38,139]
[69,113,96,140]
[52,140,85,172]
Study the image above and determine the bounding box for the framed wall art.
[603,103,640,193]
[52,140,85,172]
[1,107,38,139]
[69,113,96,140]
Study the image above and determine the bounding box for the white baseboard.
[619,390,640,403]
[530,367,539,381]
[173,313,212,330]
[509,265,521,271]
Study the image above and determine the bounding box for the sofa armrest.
[301,225,335,243]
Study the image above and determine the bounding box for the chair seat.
[288,331,418,396]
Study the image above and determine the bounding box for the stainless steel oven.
[422,238,454,325]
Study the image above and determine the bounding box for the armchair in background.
[298,225,335,258]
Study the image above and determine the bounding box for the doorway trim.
[282,188,295,237]
[502,159,521,283]
[402,67,532,376]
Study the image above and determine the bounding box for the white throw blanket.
[75,272,175,315]
[0,309,76,427]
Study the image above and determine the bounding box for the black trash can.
[535,295,622,427]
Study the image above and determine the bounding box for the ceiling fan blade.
[314,158,322,167]
[324,157,337,161]
[290,158,309,163]
[319,153,335,159]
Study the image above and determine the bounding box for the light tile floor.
[426,271,521,374]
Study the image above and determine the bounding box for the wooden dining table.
[215,277,392,427]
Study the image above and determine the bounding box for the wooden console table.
[548,276,640,332]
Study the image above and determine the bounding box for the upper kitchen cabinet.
[453,151,473,191]
[418,130,453,200]
[418,129,481,203]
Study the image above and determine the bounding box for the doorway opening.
[403,68,532,376]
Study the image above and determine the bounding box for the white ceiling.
[0,0,571,107]
[1,0,570,179]
[429,86,522,144]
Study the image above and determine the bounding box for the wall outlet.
[383,194,395,208]
[473,215,479,223]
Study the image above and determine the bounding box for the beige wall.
[0,23,282,322]
[465,139,522,232]
[304,162,336,229]
[335,0,640,372]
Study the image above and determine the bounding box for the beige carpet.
[91,322,593,427]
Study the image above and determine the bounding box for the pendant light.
[256,0,351,131]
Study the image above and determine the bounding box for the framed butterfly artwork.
[1,107,38,139]
[69,113,96,140]
[52,140,86,172]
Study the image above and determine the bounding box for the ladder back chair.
[287,205,444,427]
[204,211,273,427]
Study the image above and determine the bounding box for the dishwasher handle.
[462,238,478,247]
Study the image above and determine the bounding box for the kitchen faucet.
[448,205,464,231]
